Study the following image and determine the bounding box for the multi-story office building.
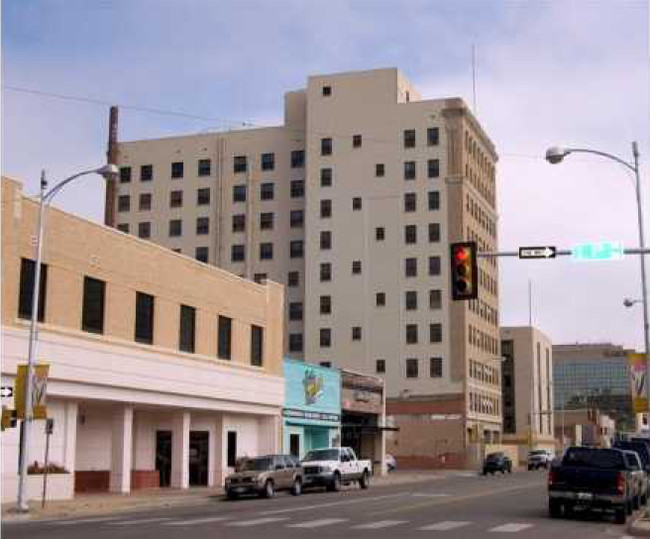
[106,68,501,465]
[553,343,635,431]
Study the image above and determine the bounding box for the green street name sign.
[572,241,624,261]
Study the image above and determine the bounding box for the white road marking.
[419,520,471,531]
[54,517,122,525]
[260,493,403,515]
[227,517,289,527]
[411,493,450,498]
[164,516,231,526]
[352,520,407,529]
[489,523,534,533]
[110,517,173,526]
[287,518,349,528]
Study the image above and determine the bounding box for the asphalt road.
[2,471,639,539]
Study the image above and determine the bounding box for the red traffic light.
[450,242,478,301]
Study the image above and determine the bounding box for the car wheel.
[359,471,370,490]
[626,500,633,515]
[615,506,627,524]
[226,490,238,500]
[634,496,641,510]
[528,466,533,471]
[291,478,302,496]
[263,480,275,498]
[329,473,341,492]
[549,499,562,518]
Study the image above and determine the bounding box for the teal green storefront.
[282,359,341,459]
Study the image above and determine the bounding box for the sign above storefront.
[282,408,340,423]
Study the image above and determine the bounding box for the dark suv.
[225,455,302,499]
[483,452,513,475]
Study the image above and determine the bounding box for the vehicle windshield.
[530,450,547,456]
[486,453,503,460]
[563,448,625,470]
[303,449,340,462]
[239,457,273,471]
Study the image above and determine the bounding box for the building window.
[118,195,130,212]
[218,316,232,360]
[376,292,386,307]
[320,231,332,250]
[291,180,304,198]
[405,224,417,244]
[428,159,440,178]
[320,263,332,282]
[260,242,274,260]
[291,150,305,168]
[430,357,443,378]
[321,199,332,218]
[405,291,418,310]
[82,276,105,334]
[352,327,362,341]
[254,273,267,284]
[429,289,442,310]
[261,152,275,171]
[376,359,386,374]
[227,431,237,467]
[404,129,416,149]
[138,222,151,239]
[404,161,416,180]
[289,333,303,352]
[197,188,211,205]
[429,256,441,276]
[322,85,332,96]
[231,244,245,262]
[139,193,152,211]
[135,292,155,344]
[169,219,182,237]
[290,210,304,228]
[289,302,303,321]
[405,257,417,277]
[260,182,274,201]
[406,324,418,344]
[376,227,385,241]
[321,138,332,156]
[321,168,332,187]
[430,323,443,343]
[232,214,246,233]
[320,328,331,348]
[18,258,47,322]
[428,191,440,210]
[171,162,184,179]
[260,212,274,230]
[233,155,247,173]
[352,260,362,274]
[353,134,362,148]
[290,240,304,259]
[170,190,183,208]
[406,358,419,378]
[320,295,332,315]
[320,361,332,368]
[117,223,129,233]
[352,197,362,211]
[196,217,209,235]
[427,127,439,146]
[376,163,385,177]
[195,247,208,263]
[288,271,300,287]
[404,193,416,212]
[119,166,131,183]
[198,159,211,176]
[429,223,440,243]
[179,304,196,353]
[233,185,247,202]
[140,164,153,182]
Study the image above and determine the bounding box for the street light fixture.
[545,141,649,436]
[17,164,118,512]
[624,298,643,308]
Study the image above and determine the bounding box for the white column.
[63,401,78,475]
[213,415,224,487]
[110,405,133,493]
[171,411,190,489]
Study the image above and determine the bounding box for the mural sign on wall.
[283,359,341,425]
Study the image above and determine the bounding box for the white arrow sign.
[1,387,13,398]
[518,246,557,259]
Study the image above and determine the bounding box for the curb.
[629,511,650,537]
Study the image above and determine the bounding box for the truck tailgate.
[554,467,620,495]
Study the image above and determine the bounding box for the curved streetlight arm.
[562,148,636,174]
[43,168,107,203]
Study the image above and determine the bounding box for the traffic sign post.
[518,246,557,260]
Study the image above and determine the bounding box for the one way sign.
[1,387,13,398]
[518,246,557,259]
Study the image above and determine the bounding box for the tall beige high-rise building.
[107,68,501,465]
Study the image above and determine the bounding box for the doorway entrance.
[189,431,210,486]
[155,430,172,488]
[290,433,300,457]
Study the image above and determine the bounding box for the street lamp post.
[545,142,649,434]
[16,165,118,512]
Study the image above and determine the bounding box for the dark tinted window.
[179,305,196,353]
[198,159,211,176]
[135,292,155,344]
[261,152,275,171]
[562,448,625,470]
[119,166,131,183]
[291,150,305,168]
[251,325,263,366]
[218,316,232,360]
[234,155,247,173]
[82,276,105,334]
[18,258,47,322]
[141,164,153,182]
[171,162,184,179]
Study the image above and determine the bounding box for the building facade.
[107,68,501,464]
[1,177,285,502]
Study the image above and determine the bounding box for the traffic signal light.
[1,407,17,431]
[450,241,478,300]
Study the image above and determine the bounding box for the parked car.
[615,440,650,474]
[385,453,397,472]
[301,447,372,491]
[622,450,647,509]
[482,452,512,475]
[225,454,302,499]
[528,449,553,470]
[548,446,637,524]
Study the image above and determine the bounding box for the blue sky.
[2,0,649,350]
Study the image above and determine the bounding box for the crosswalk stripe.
[419,520,471,531]
[55,517,122,525]
[287,518,349,528]
[352,520,407,529]
[227,517,289,527]
[412,493,450,498]
[164,516,231,526]
[110,517,173,526]
[489,523,533,533]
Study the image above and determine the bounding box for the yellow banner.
[628,353,648,414]
[14,364,49,420]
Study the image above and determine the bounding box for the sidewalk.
[1,469,447,523]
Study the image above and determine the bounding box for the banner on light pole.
[628,353,648,413]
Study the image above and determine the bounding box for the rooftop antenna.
[471,43,478,115]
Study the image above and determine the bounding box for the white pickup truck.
[301,447,372,491]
